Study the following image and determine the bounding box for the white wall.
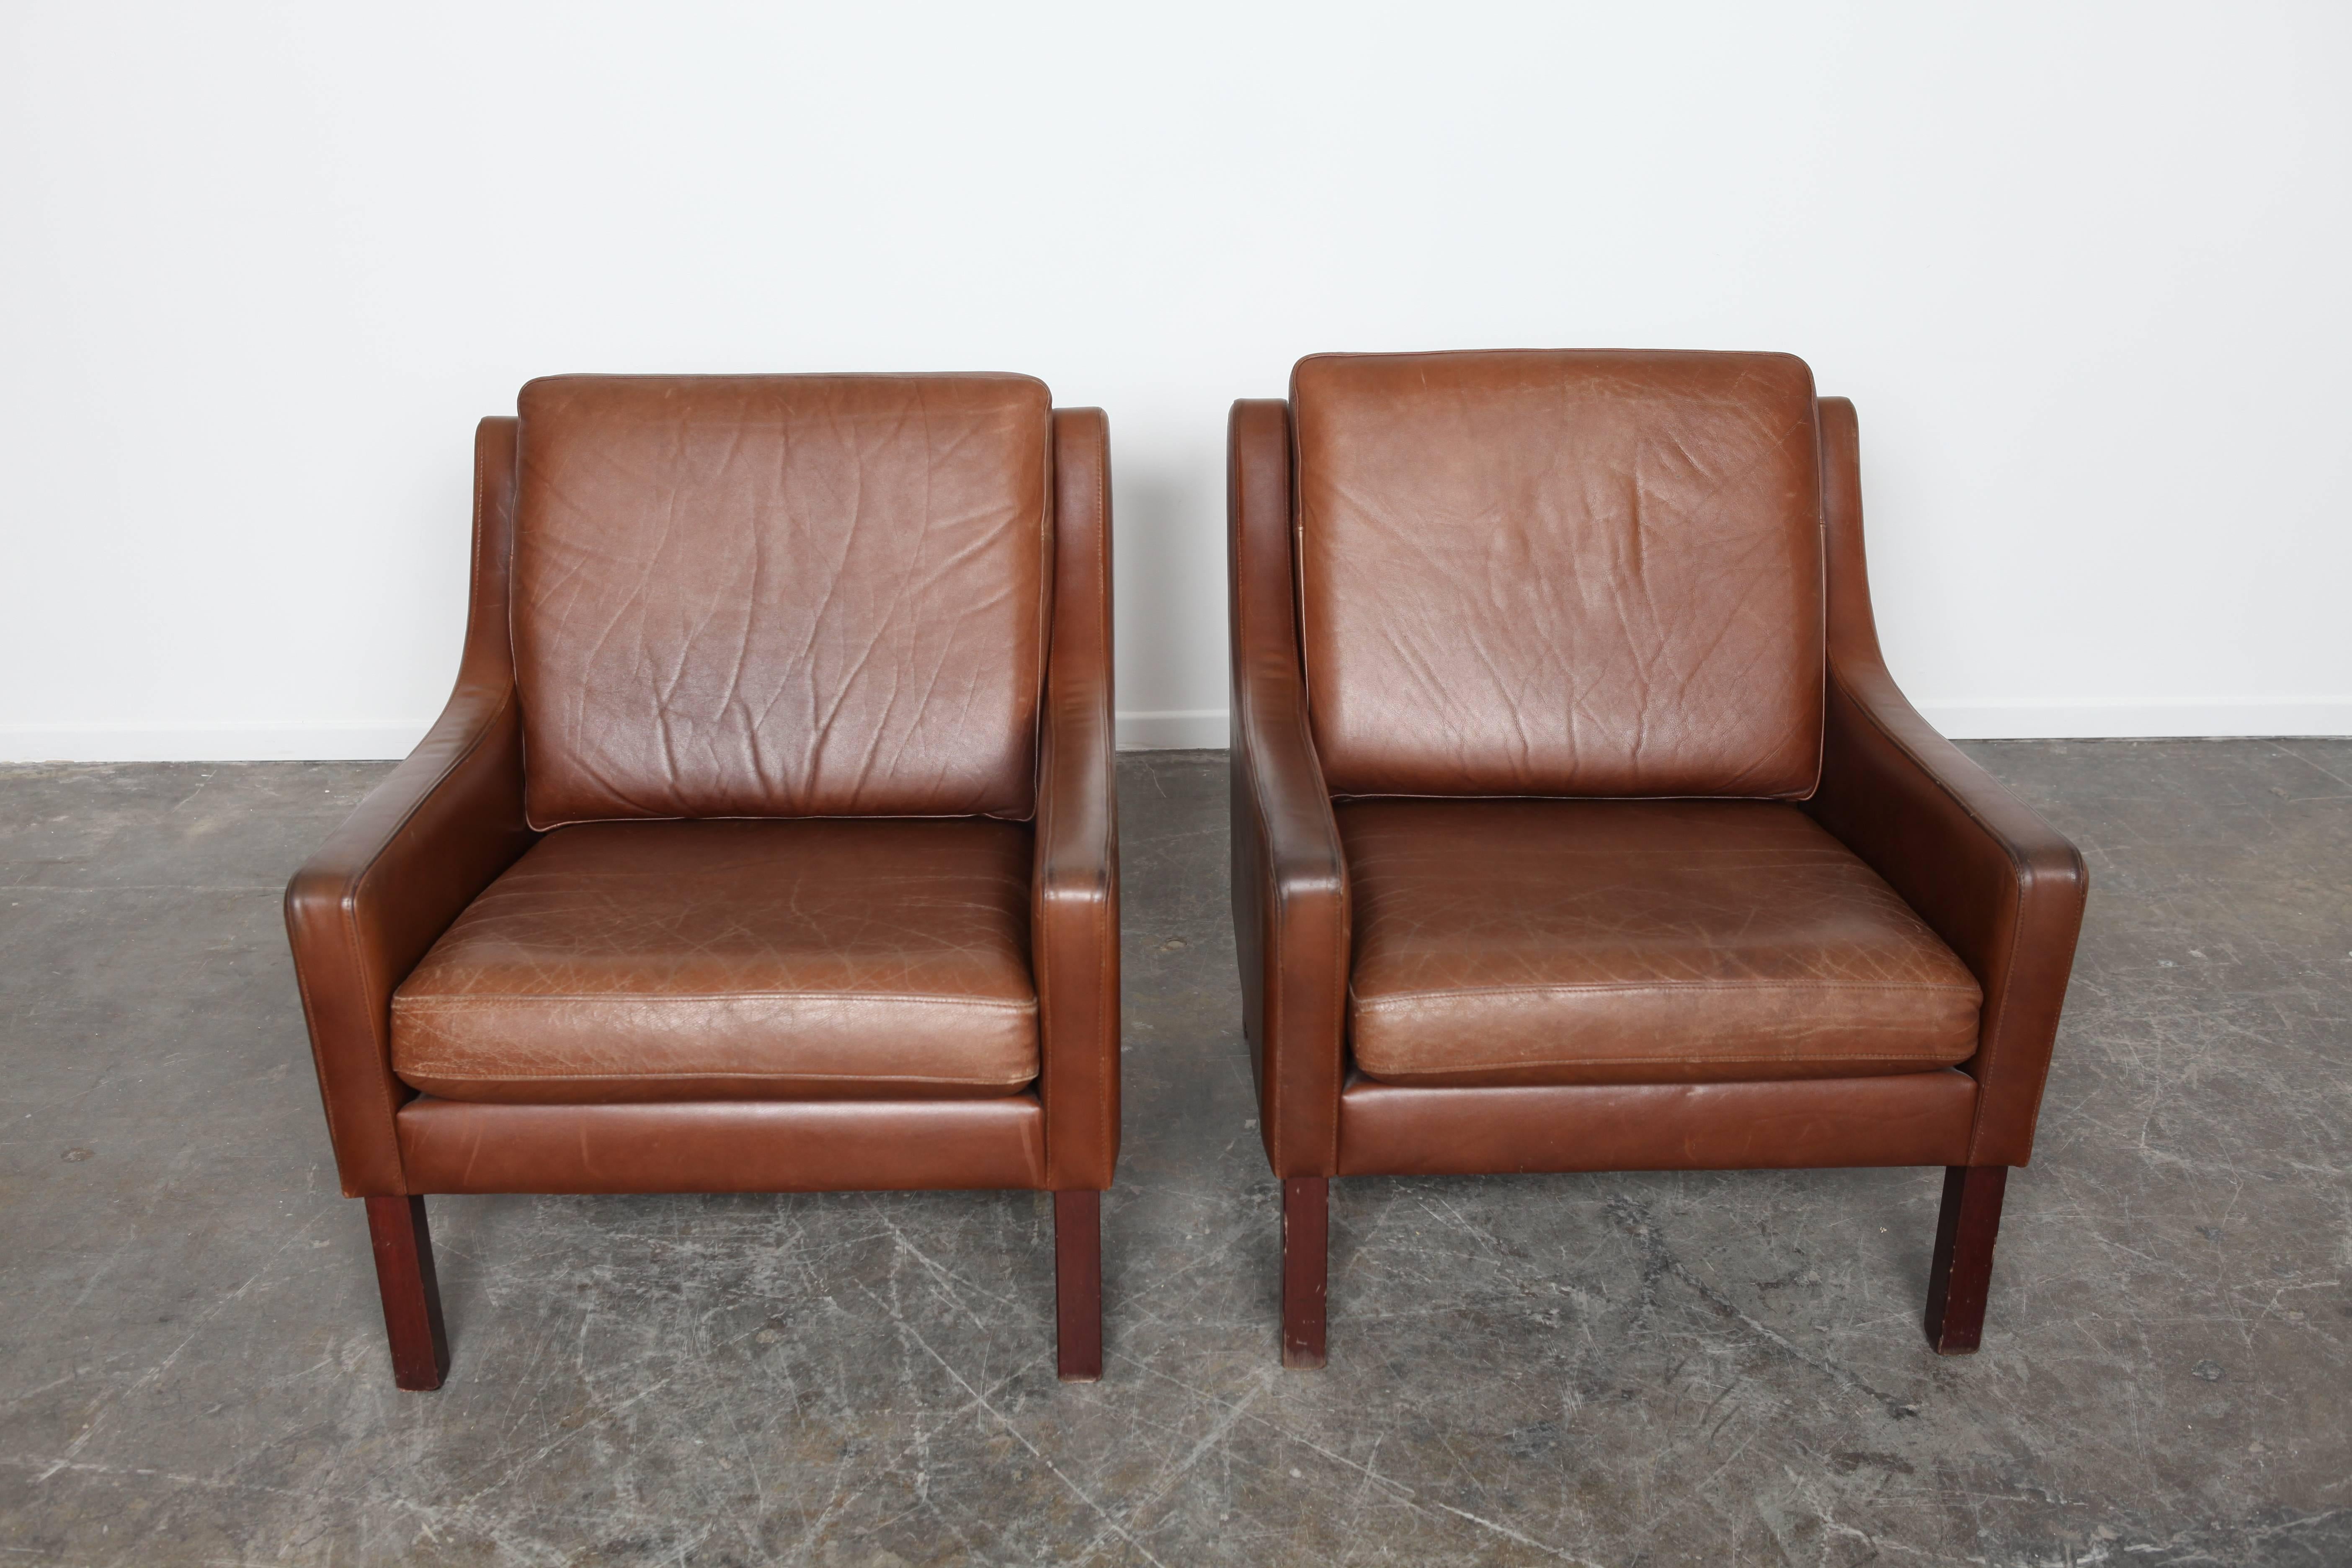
[3,1,2347,761]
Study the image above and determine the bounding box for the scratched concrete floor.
[0,742,2347,1565]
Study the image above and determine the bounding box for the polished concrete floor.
[1,741,2347,1565]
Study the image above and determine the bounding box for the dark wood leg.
[364,1194,449,1391]
[1924,1166,2009,1354]
[1281,1176,1328,1369]
[1053,1190,1103,1382]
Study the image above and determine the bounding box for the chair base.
[1281,1177,1328,1368]
[1923,1165,2009,1354]
[1272,1166,2014,1366]
[364,1195,450,1391]
[359,1189,1104,1389]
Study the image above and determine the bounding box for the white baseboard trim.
[1117,700,2352,750]
[1916,698,2352,740]
[0,721,434,763]
[1115,710,1228,750]
[7,699,2343,764]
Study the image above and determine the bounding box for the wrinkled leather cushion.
[390,819,1038,1103]
[1340,799,1980,1086]
[1294,349,1825,799]
[513,374,1051,827]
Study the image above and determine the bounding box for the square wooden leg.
[1924,1166,2009,1354]
[1054,1189,1103,1382]
[1282,1176,1328,1369]
[364,1194,450,1390]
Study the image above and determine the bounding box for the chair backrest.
[511,374,1051,827]
[1292,348,1825,800]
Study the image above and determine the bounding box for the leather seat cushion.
[391,818,1038,1104]
[1340,799,1981,1087]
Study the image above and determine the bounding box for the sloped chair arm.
[1034,407,1121,1191]
[1802,398,2089,1168]
[285,683,533,1196]
[283,415,536,1197]
[1228,399,1350,1179]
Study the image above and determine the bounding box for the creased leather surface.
[391,818,1037,1103]
[1337,1070,1976,1176]
[1033,408,1122,1189]
[398,1096,1046,1194]
[1227,399,1350,1179]
[1800,397,2087,1166]
[1294,349,1825,799]
[513,374,1050,827]
[285,417,539,1196]
[1341,798,1981,1086]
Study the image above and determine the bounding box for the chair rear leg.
[364,1194,450,1390]
[1053,1190,1103,1382]
[1282,1176,1328,1368]
[1924,1166,2009,1354]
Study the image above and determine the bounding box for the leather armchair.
[1229,351,2085,1367]
[288,375,1119,1389]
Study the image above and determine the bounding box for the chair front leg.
[1282,1176,1329,1368]
[364,1195,450,1390]
[1053,1190,1104,1382]
[1924,1165,2009,1354]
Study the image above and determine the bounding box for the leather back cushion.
[513,374,1050,826]
[1294,349,1826,799]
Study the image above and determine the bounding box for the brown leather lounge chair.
[1228,349,2086,1367]
[287,374,1119,1390]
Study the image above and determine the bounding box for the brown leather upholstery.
[1233,351,2086,1363]
[1230,355,2085,1179]
[512,374,1051,828]
[286,416,537,1197]
[1337,1070,1978,1176]
[1229,398,1349,1180]
[399,1096,1046,1194]
[289,377,1117,1386]
[390,818,1038,1104]
[1802,398,2088,1166]
[1292,350,1825,801]
[1341,799,1980,1087]
[288,379,1117,1199]
[1033,408,1122,1191]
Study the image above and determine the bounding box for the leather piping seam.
[392,991,1037,1010]
[1354,1051,1971,1074]
[1350,979,1980,1006]
[397,1069,1039,1087]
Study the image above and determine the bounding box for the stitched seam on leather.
[399,1067,1039,1085]
[393,991,1037,1010]
[1351,980,1981,1007]
[1359,1050,1968,1071]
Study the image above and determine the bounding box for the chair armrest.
[1034,407,1120,1191]
[1801,398,2089,1167]
[1228,399,1350,1179]
[283,416,536,1195]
